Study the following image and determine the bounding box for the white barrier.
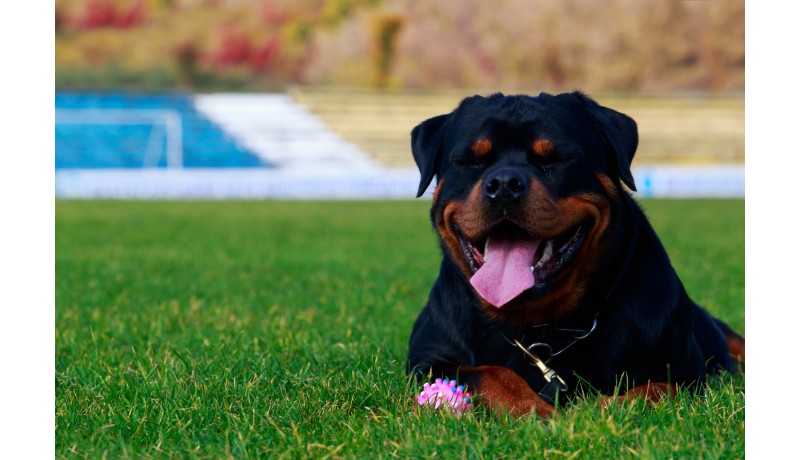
[55,165,744,200]
[55,169,421,200]
[634,165,744,198]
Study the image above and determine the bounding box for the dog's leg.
[726,335,745,364]
[599,382,677,407]
[458,365,555,418]
[708,314,745,364]
[693,306,745,372]
[723,330,745,365]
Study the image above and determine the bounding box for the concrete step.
[290,88,744,168]
[194,93,381,173]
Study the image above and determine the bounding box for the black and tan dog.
[407,91,744,418]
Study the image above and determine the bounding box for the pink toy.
[416,378,473,416]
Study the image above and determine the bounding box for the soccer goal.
[55,109,183,168]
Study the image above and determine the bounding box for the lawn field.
[55,199,744,458]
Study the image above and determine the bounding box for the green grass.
[55,199,744,458]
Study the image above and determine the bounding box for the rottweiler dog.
[407,91,744,418]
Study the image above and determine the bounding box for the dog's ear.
[411,113,450,197]
[572,92,638,191]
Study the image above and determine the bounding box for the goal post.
[55,109,183,168]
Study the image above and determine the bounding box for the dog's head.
[412,91,638,323]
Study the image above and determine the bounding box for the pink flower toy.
[416,378,473,416]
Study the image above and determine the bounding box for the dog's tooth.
[540,241,554,263]
[483,237,490,262]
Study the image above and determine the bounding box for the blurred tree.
[323,0,383,27]
[114,0,147,28]
[74,0,148,30]
[212,27,252,68]
[249,36,282,72]
[173,41,200,86]
[370,13,404,87]
[78,0,117,29]
[55,0,744,92]
[56,4,65,33]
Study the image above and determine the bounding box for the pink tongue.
[470,233,541,308]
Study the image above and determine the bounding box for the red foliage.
[75,0,147,30]
[78,0,116,29]
[249,36,282,71]
[114,1,147,29]
[261,3,290,27]
[212,28,252,67]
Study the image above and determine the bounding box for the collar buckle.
[513,339,569,392]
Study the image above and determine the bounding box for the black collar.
[516,312,599,364]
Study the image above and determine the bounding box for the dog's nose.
[483,168,530,202]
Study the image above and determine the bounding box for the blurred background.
[54,0,745,199]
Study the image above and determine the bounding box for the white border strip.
[55,169,422,200]
[634,165,744,198]
[55,165,744,200]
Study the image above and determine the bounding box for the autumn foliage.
[55,0,744,92]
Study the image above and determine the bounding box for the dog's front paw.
[599,382,677,408]
[466,365,555,418]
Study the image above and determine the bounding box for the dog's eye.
[530,151,570,167]
[538,163,553,180]
[452,157,486,169]
[530,155,570,180]
[527,152,549,169]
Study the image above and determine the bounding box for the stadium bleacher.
[54,90,744,199]
[55,92,266,169]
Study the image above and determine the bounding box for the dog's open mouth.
[456,222,585,308]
